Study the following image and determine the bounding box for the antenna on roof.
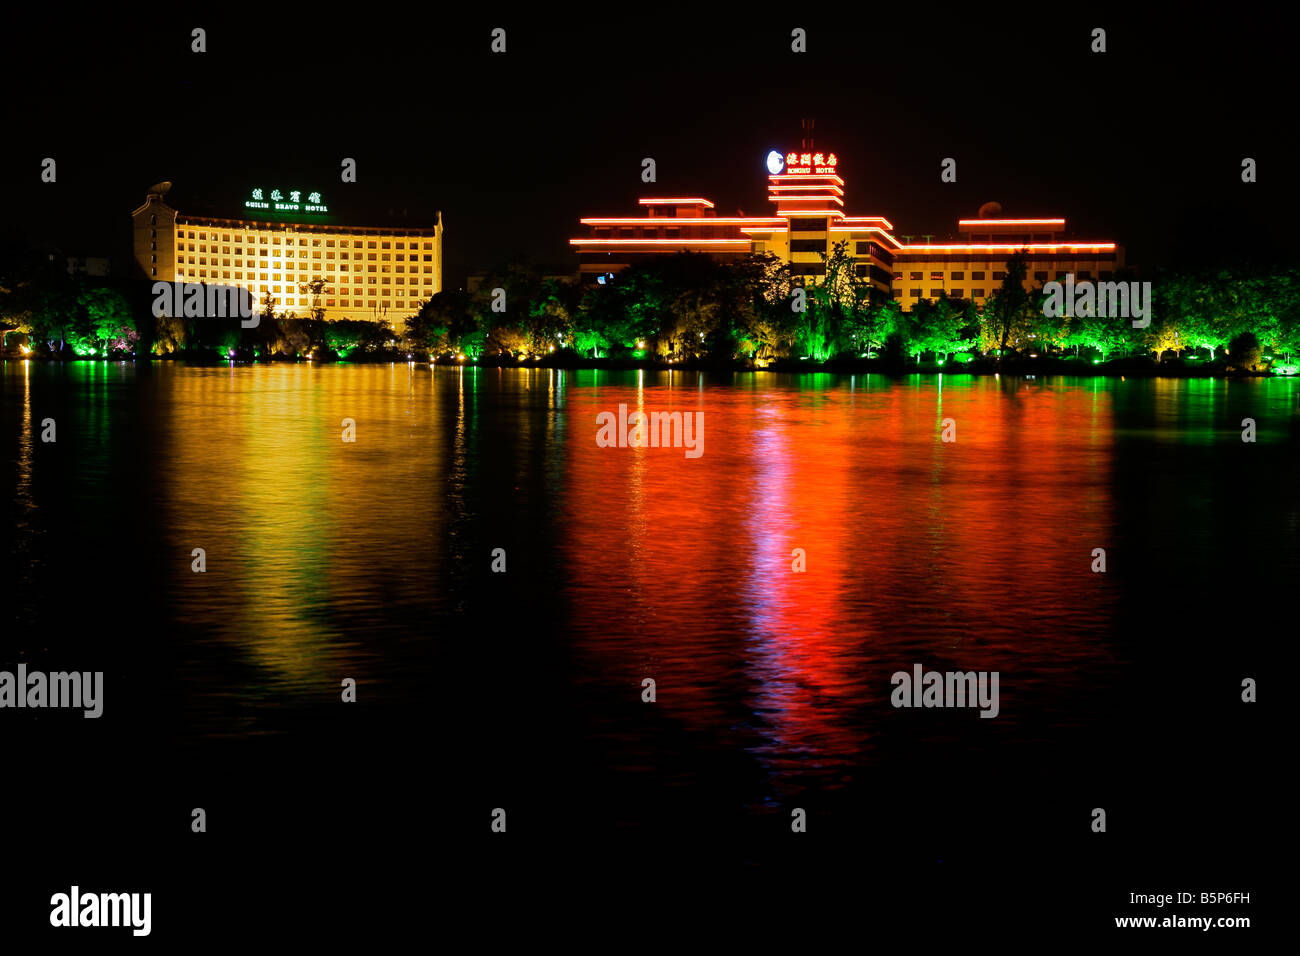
[901,234,913,244]
[921,234,934,244]
[800,117,815,150]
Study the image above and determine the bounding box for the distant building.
[892,215,1124,309]
[65,256,112,278]
[131,182,443,329]
[466,271,579,294]
[571,149,1123,311]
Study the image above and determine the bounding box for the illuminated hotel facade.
[132,183,443,328]
[571,150,1123,311]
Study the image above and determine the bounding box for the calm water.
[1,362,1288,919]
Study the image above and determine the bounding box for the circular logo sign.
[765,150,785,175]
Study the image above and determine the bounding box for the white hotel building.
[132,182,443,328]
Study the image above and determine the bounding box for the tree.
[1226,331,1262,370]
[988,250,1031,365]
[300,277,328,322]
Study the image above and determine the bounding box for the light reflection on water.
[1,364,1294,806]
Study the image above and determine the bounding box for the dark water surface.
[2,362,1287,934]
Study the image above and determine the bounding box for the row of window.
[178,259,434,273]
[899,269,1113,282]
[177,246,435,262]
[899,289,988,299]
[176,271,434,290]
[177,232,435,249]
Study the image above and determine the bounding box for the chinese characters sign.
[783,151,838,175]
[244,189,329,213]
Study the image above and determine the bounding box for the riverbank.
[3,349,1287,378]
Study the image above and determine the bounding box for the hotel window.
[1034,271,1048,281]
[972,271,985,280]
[199,232,207,240]
[396,277,405,284]
[368,300,376,307]
[151,254,157,263]
[382,300,391,308]
[423,243,432,249]
[950,288,963,297]
[1078,271,1091,280]
[423,266,432,273]
[910,289,921,298]
[993,270,1006,280]
[910,272,921,280]
[368,241,377,249]
[930,289,944,297]
[223,271,231,278]
[951,271,964,280]
[892,289,902,297]
[188,232,195,239]
[368,253,377,261]
[381,254,390,261]
[1056,271,1068,280]
[368,266,376,273]
[381,242,390,249]
[260,237,268,244]
[150,215,156,225]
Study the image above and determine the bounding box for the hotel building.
[570,150,1122,311]
[132,182,443,328]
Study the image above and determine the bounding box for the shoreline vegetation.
[0,350,1285,378]
[4,244,1298,377]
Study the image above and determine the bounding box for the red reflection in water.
[561,375,1117,787]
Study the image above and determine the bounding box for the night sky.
[2,8,1292,286]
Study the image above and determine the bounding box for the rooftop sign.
[779,151,838,175]
[244,188,329,214]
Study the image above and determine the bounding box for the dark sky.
[2,7,1293,286]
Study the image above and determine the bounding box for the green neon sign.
[245,188,328,214]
